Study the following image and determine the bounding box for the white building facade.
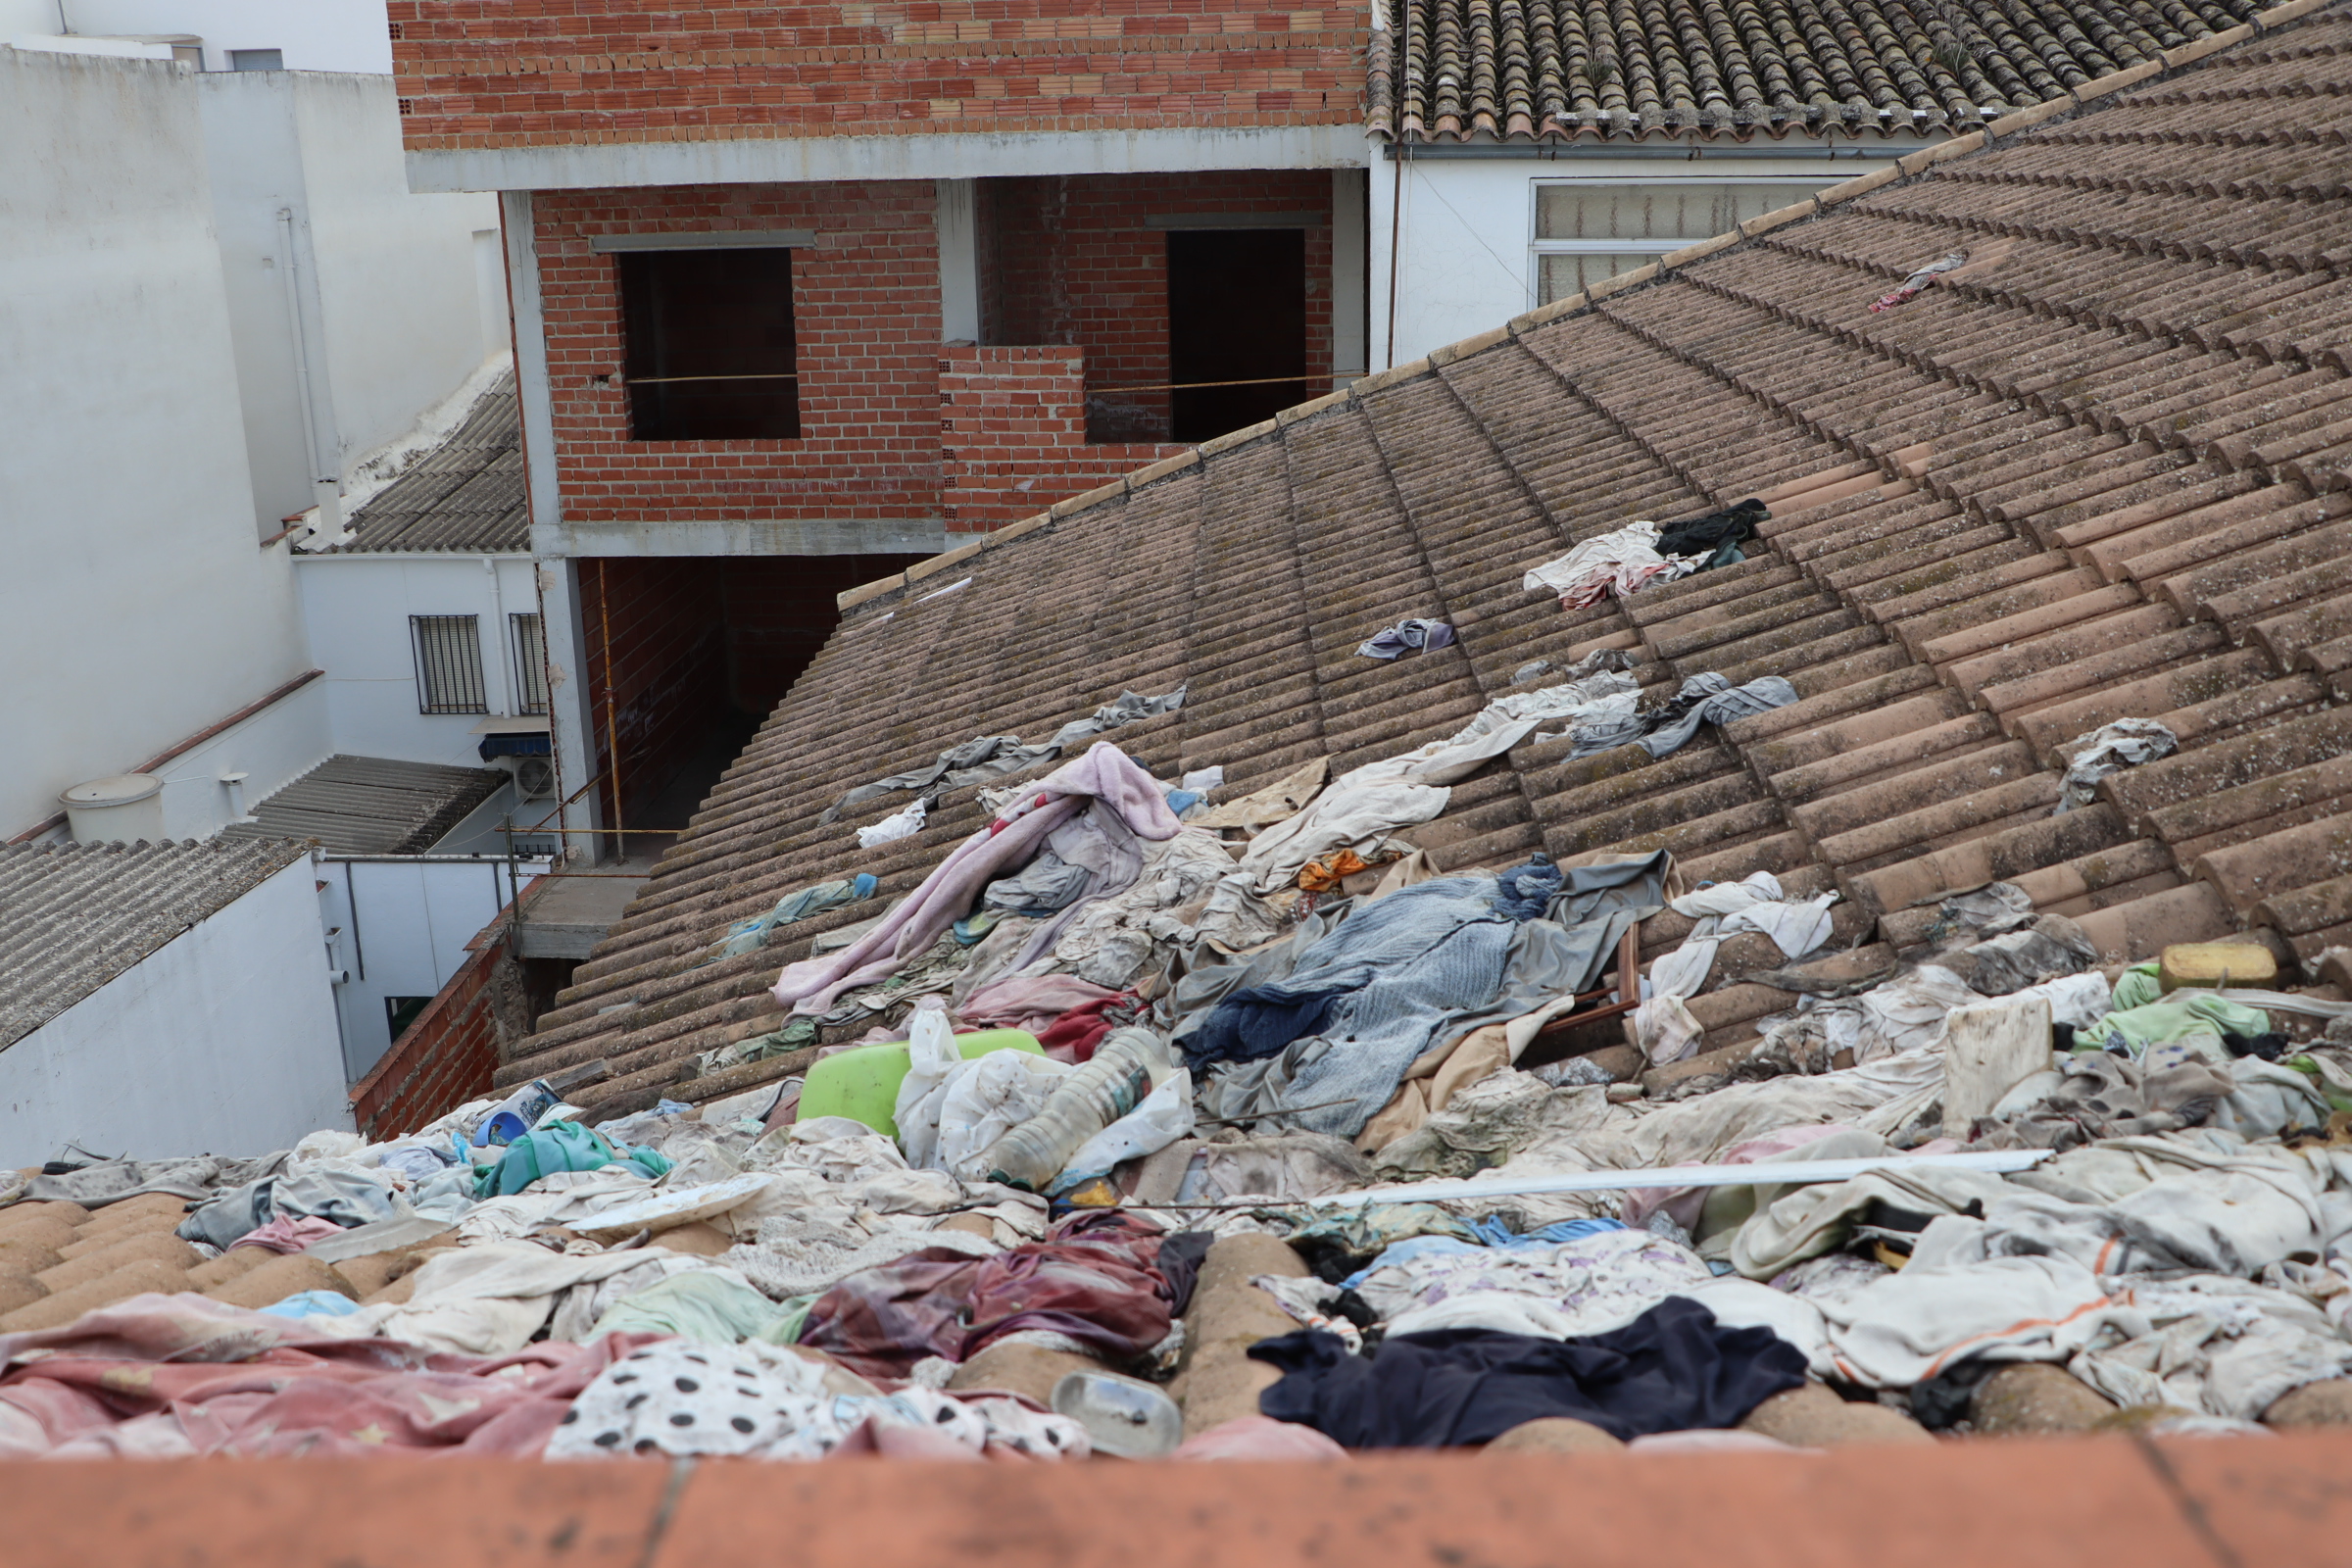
[0,42,506,847]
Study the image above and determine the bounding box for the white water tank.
[60,774,168,845]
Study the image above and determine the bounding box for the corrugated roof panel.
[321,372,527,556]
[0,838,311,1050]
[221,756,510,856]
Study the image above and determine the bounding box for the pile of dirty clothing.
[6,920,2352,1459]
[12,655,2352,1462]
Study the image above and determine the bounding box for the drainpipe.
[1385,143,1405,369]
[275,206,342,531]
[483,555,511,715]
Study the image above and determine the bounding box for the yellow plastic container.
[797,1029,1045,1136]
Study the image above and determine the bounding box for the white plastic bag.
[893,1005,962,1169]
[938,1051,1072,1179]
[1051,1067,1196,1191]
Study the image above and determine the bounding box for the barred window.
[411,614,488,714]
[510,612,549,716]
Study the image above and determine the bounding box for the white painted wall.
[145,675,334,843]
[58,0,392,73]
[0,49,314,840]
[197,69,502,530]
[319,854,545,1082]
[1366,145,1931,368]
[296,554,546,767]
[292,74,504,482]
[0,857,347,1162]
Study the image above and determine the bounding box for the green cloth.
[474,1121,672,1198]
[753,1294,819,1347]
[2074,991,2271,1056]
[2286,1053,2352,1113]
[2111,961,2163,1011]
[591,1270,788,1346]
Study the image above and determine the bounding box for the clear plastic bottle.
[980,1028,1164,1191]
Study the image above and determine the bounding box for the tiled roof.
[319,372,526,556]
[1372,0,2266,141]
[0,838,310,1050]
[506,0,2352,1122]
[221,756,510,856]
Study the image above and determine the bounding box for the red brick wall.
[942,346,1182,526]
[721,555,935,713]
[538,184,945,540]
[538,173,1325,538]
[390,0,1364,152]
[351,929,507,1139]
[581,558,730,830]
[980,172,1337,441]
[579,557,939,813]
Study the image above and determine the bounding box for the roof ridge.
[838,0,2326,622]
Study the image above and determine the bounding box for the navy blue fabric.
[1492,853,1563,921]
[1250,1298,1808,1446]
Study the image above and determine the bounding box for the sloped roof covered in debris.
[0,838,311,1050]
[1369,0,2266,142]
[220,756,509,856]
[318,371,526,556]
[508,0,2352,1122]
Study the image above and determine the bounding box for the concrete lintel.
[535,517,950,559]
[405,124,1374,194]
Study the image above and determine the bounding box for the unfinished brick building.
[388,0,1370,849]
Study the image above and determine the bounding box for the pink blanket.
[773,744,1182,1015]
[0,1293,662,1458]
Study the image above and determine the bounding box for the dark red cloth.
[798,1211,1181,1379]
[1034,993,1141,1062]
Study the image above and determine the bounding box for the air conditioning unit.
[507,755,557,801]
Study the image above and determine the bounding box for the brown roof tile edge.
[14,1430,2352,1562]
[835,1,2307,618]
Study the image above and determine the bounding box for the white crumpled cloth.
[857,797,927,848]
[2053,718,2177,814]
[317,1241,666,1355]
[1238,671,1639,892]
[2073,1273,2352,1419]
[1359,1228,1711,1340]
[1522,521,1698,610]
[1817,1254,2132,1389]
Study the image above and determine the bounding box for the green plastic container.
[797,1029,1045,1137]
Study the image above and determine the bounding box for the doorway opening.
[1165,228,1306,444]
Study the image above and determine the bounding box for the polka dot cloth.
[546,1341,1089,1461]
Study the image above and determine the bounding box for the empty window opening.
[1533,180,1833,305]
[619,248,800,441]
[510,612,549,715]
[411,614,488,713]
[228,48,283,70]
[1164,229,1306,445]
[384,995,430,1043]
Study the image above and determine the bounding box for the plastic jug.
[798,1029,1043,1136]
[1052,1370,1182,1458]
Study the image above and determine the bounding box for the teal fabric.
[474,1121,671,1198]
[695,874,879,966]
[259,1290,363,1320]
